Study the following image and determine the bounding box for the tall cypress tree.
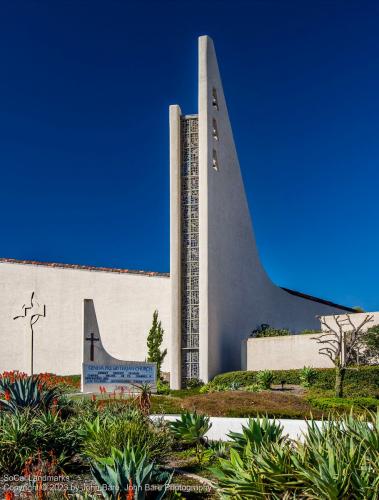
[147,310,167,380]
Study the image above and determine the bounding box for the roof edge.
[0,258,169,278]
[0,258,356,310]
[281,287,355,313]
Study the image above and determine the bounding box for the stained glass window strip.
[180,116,199,383]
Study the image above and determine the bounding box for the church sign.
[82,361,156,393]
[82,299,157,394]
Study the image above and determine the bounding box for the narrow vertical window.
[212,87,219,110]
[212,149,219,171]
[212,118,219,141]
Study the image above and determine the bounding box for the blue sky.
[0,0,378,310]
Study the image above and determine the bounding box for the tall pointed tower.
[170,36,353,389]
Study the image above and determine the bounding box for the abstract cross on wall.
[13,291,46,375]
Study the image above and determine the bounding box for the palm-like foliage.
[228,416,285,453]
[300,366,318,387]
[170,411,212,464]
[169,411,211,446]
[0,376,62,414]
[91,444,172,500]
[256,370,274,389]
[80,414,172,462]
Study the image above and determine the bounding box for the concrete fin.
[83,299,122,364]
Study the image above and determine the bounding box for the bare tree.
[313,314,374,397]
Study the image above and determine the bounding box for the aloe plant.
[0,376,62,414]
[91,444,172,499]
[169,411,211,463]
[228,416,285,453]
[256,370,274,390]
[213,411,379,499]
[300,366,318,387]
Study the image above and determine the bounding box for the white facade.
[0,36,356,385]
[0,260,170,375]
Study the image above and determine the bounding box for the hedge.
[307,396,379,411]
[211,366,379,396]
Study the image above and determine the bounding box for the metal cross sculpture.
[85,332,100,362]
[13,292,46,376]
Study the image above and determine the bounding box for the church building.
[0,36,354,389]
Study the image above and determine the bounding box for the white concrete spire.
[171,36,353,388]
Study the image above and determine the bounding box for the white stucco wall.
[0,261,171,375]
[244,312,379,371]
[244,333,334,371]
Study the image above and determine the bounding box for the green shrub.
[300,366,318,387]
[256,370,274,390]
[185,377,204,389]
[0,410,82,474]
[307,396,379,412]
[0,411,36,473]
[251,324,291,338]
[211,366,379,397]
[156,379,170,395]
[244,384,261,393]
[81,413,172,462]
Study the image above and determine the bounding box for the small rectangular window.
[212,88,219,110]
[212,118,219,141]
[212,149,219,171]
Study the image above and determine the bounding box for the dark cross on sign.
[86,332,100,361]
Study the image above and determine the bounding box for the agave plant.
[169,411,211,463]
[300,366,318,387]
[0,376,63,414]
[294,410,379,499]
[256,370,274,390]
[91,444,172,500]
[228,416,285,453]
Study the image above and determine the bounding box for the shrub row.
[306,396,379,411]
[211,366,379,396]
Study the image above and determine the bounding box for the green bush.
[81,412,172,462]
[185,377,204,389]
[156,379,170,395]
[251,324,291,338]
[244,384,261,393]
[307,396,379,412]
[211,366,379,396]
[0,410,82,474]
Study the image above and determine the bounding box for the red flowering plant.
[22,450,61,500]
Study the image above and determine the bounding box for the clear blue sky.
[0,1,378,310]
